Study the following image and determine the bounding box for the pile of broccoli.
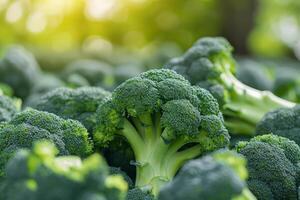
[1,36,300,200]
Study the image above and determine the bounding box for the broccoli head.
[166,37,295,135]
[0,140,128,200]
[126,188,154,200]
[0,108,93,176]
[33,87,111,133]
[93,69,230,196]
[158,150,256,200]
[0,95,20,123]
[0,46,40,98]
[62,59,113,88]
[256,105,300,146]
[236,134,300,200]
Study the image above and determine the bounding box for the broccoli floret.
[126,188,154,200]
[165,37,295,135]
[236,134,300,200]
[0,140,128,200]
[158,150,256,200]
[32,87,111,133]
[0,46,40,99]
[0,108,93,176]
[62,59,113,88]
[110,167,134,189]
[256,105,300,146]
[0,95,20,123]
[24,73,65,107]
[93,69,230,196]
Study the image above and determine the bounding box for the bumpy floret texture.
[33,87,111,133]
[256,105,300,146]
[0,108,93,176]
[158,150,254,200]
[236,134,300,200]
[0,141,128,200]
[0,46,40,98]
[0,95,20,123]
[126,188,154,200]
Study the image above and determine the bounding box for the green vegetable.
[166,37,296,135]
[158,150,256,200]
[0,108,93,176]
[0,140,128,200]
[236,134,300,200]
[93,69,230,196]
[0,95,20,123]
[0,47,40,99]
[33,87,111,133]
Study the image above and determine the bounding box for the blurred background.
[1,0,300,104]
[1,0,300,69]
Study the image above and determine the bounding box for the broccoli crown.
[94,69,229,195]
[165,37,296,136]
[0,108,93,176]
[236,134,300,200]
[0,46,40,98]
[0,95,19,123]
[256,105,300,146]
[62,59,112,87]
[158,150,255,200]
[110,167,134,189]
[126,188,154,200]
[0,141,128,200]
[33,87,111,133]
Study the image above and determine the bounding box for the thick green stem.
[220,73,296,134]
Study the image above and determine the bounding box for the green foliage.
[33,87,111,133]
[0,140,128,200]
[0,108,93,176]
[158,150,255,200]
[93,69,229,196]
[166,37,296,135]
[236,134,300,200]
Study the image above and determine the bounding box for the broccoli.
[32,87,111,133]
[256,105,300,146]
[236,134,300,200]
[61,59,113,88]
[165,37,296,135]
[0,140,128,200]
[0,95,20,123]
[24,73,65,107]
[93,69,230,196]
[158,150,256,200]
[109,167,134,189]
[0,46,40,99]
[126,188,154,200]
[0,108,93,176]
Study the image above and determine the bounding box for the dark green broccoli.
[256,105,300,146]
[0,140,128,200]
[0,95,20,123]
[0,108,93,176]
[0,46,40,98]
[110,167,134,189]
[126,188,154,200]
[158,150,256,200]
[24,73,65,107]
[166,37,295,135]
[62,59,113,88]
[32,87,111,133]
[236,134,300,200]
[93,69,230,196]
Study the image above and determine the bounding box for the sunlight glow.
[26,12,47,33]
[5,1,23,23]
[85,0,117,20]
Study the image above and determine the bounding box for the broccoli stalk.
[94,69,230,196]
[166,37,296,135]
